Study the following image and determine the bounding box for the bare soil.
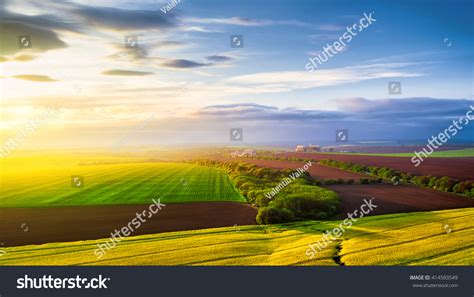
[283,152,474,181]
[0,202,257,247]
[327,183,474,216]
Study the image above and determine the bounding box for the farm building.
[294,144,320,152]
[231,149,257,157]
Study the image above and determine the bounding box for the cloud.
[9,74,58,82]
[12,54,37,61]
[0,54,38,63]
[317,24,345,31]
[72,5,178,31]
[195,103,343,121]
[0,9,80,33]
[225,62,424,91]
[156,40,186,48]
[192,98,474,125]
[160,59,209,69]
[159,55,232,68]
[184,16,312,27]
[108,40,187,62]
[340,97,473,121]
[0,21,67,56]
[206,55,232,63]
[185,98,474,143]
[102,69,153,76]
[2,1,179,41]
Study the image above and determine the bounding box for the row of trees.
[319,159,474,197]
[233,153,312,163]
[194,159,340,224]
[322,178,383,185]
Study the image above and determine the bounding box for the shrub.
[465,188,474,197]
[347,179,355,184]
[316,211,328,219]
[435,176,457,192]
[359,178,370,184]
[256,207,295,224]
[255,193,272,207]
[453,182,469,193]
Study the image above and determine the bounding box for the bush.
[435,176,457,192]
[255,194,271,207]
[453,182,470,193]
[347,179,355,184]
[316,211,328,219]
[256,207,295,224]
[324,179,336,185]
[465,188,474,198]
[359,178,370,184]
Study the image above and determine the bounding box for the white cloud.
[224,62,424,91]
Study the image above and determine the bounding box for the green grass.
[2,208,472,265]
[0,162,245,207]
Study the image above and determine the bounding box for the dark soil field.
[0,202,257,247]
[245,159,370,180]
[317,145,472,154]
[248,158,474,216]
[282,152,474,181]
[327,184,474,216]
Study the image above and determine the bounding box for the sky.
[0,0,473,148]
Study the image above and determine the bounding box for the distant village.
[294,144,348,153]
[230,144,355,158]
[294,144,320,152]
[230,149,257,158]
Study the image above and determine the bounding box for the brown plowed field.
[245,159,370,180]
[247,158,474,216]
[327,184,474,216]
[0,202,257,247]
[282,152,474,181]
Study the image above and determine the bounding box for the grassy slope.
[1,208,472,265]
[0,159,245,207]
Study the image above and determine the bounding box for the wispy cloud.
[184,16,314,27]
[102,69,153,76]
[6,74,58,82]
[225,62,424,91]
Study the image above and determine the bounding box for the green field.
[0,161,245,207]
[2,208,472,265]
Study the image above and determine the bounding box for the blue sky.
[0,0,473,147]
